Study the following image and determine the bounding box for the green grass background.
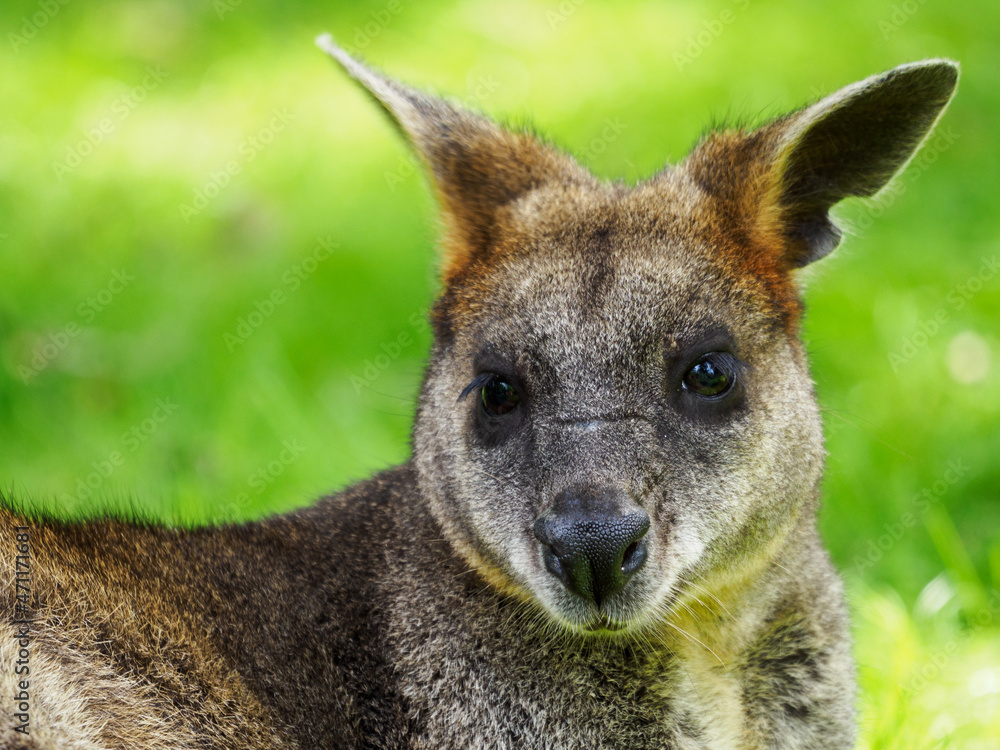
[1,0,997,745]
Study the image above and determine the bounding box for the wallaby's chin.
[530,571,676,638]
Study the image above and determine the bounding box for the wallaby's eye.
[459,373,521,417]
[682,353,738,398]
[481,377,520,416]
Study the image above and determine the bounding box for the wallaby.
[2,35,958,749]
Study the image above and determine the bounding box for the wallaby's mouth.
[582,615,627,633]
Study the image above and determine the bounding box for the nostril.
[542,546,566,582]
[620,538,647,577]
[621,541,639,571]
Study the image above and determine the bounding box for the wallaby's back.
[2,468,415,748]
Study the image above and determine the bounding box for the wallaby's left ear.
[316,34,592,283]
[687,60,959,269]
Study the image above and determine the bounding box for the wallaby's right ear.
[687,60,959,270]
[316,34,591,284]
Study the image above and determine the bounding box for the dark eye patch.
[663,327,750,417]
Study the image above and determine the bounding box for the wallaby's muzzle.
[533,486,650,608]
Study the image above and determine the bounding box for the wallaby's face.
[416,184,822,631]
[319,38,957,634]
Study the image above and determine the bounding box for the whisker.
[469,465,506,485]
[677,575,734,619]
[771,561,792,576]
[662,619,726,668]
[675,597,702,624]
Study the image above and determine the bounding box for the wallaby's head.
[319,36,957,635]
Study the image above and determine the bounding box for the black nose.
[533,486,650,607]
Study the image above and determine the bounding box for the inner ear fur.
[685,59,959,270]
[317,34,591,283]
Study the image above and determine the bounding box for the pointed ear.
[686,60,959,269]
[316,34,589,282]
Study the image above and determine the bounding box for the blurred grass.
[0,0,997,745]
